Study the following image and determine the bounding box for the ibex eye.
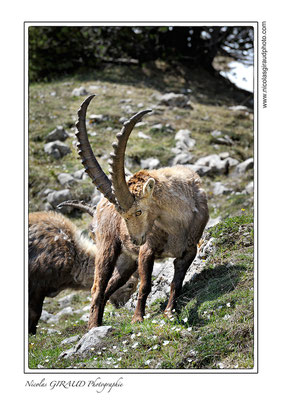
[135,210,142,217]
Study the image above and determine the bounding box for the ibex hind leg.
[164,245,197,319]
[103,256,138,306]
[132,245,155,323]
[88,242,121,329]
[28,293,45,335]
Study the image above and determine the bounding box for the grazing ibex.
[28,210,138,334]
[74,95,209,329]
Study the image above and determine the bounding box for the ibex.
[28,210,138,334]
[74,95,209,329]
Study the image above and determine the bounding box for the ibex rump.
[75,95,209,328]
[28,210,138,334]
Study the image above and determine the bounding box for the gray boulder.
[61,335,80,345]
[126,234,216,311]
[58,326,112,359]
[174,129,196,151]
[72,86,88,96]
[89,114,106,123]
[40,310,53,322]
[141,157,160,169]
[206,216,222,228]
[186,164,211,177]
[58,293,77,308]
[213,182,232,196]
[157,92,191,108]
[195,154,229,175]
[172,152,194,166]
[137,131,151,140]
[44,140,71,159]
[45,126,69,142]
[72,168,86,180]
[245,181,254,194]
[47,306,74,324]
[57,173,75,186]
[234,158,254,175]
[47,189,72,208]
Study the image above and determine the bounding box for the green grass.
[28,213,254,370]
[28,62,254,370]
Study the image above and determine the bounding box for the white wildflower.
[163,340,170,346]
[130,333,136,340]
[131,342,139,349]
[152,344,158,350]
[183,317,188,323]
[187,327,192,332]
[144,360,151,365]
[226,303,231,308]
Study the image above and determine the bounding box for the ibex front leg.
[132,244,155,323]
[164,245,197,318]
[88,241,121,328]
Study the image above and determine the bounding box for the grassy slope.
[28,62,254,369]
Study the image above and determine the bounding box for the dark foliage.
[29,26,254,82]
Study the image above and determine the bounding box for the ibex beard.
[74,95,209,328]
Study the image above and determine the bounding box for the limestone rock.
[58,326,112,359]
[44,140,71,159]
[45,126,69,142]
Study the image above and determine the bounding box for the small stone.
[47,189,72,208]
[44,140,71,159]
[245,181,254,194]
[89,114,106,123]
[213,182,232,196]
[72,169,85,179]
[46,126,69,142]
[61,335,80,345]
[137,132,151,140]
[58,326,112,359]
[57,173,75,186]
[234,158,254,175]
[47,307,74,324]
[58,293,77,308]
[151,123,163,131]
[157,92,190,108]
[72,87,88,96]
[140,157,160,169]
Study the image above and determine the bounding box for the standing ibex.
[28,210,138,334]
[75,95,209,328]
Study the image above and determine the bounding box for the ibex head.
[76,95,154,245]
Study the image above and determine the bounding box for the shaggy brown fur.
[88,165,209,328]
[28,211,138,334]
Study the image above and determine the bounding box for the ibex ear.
[143,178,155,198]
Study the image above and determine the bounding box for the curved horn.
[57,200,96,217]
[75,95,116,205]
[108,109,152,212]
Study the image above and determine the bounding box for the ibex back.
[75,95,209,328]
[28,211,138,334]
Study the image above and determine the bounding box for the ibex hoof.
[131,315,144,324]
[163,309,174,319]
